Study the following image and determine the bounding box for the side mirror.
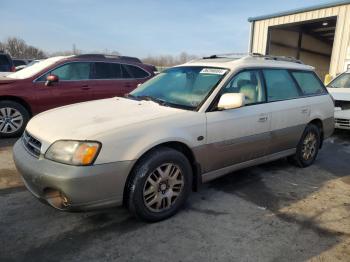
[217,93,245,110]
[45,74,59,86]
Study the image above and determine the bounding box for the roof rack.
[249,53,304,64]
[74,54,142,63]
[75,54,106,59]
[202,53,248,59]
[202,52,303,64]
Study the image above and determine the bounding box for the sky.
[0,0,338,57]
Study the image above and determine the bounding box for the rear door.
[262,69,307,154]
[123,63,152,91]
[33,62,93,110]
[90,62,138,99]
[91,62,152,99]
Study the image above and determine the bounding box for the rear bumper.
[13,140,135,210]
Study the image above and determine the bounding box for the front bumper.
[334,110,350,130]
[13,140,135,210]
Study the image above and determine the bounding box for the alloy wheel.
[143,163,184,212]
[301,132,317,161]
[0,107,24,134]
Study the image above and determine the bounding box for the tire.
[127,147,192,222]
[288,124,321,168]
[0,100,30,138]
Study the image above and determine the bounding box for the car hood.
[27,97,185,145]
[327,88,350,101]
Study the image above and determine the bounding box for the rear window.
[263,69,300,102]
[94,62,131,79]
[291,71,326,95]
[124,64,149,78]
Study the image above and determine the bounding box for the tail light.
[11,66,16,72]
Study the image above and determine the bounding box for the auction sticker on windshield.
[200,68,227,75]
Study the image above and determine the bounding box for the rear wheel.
[0,100,29,138]
[127,147,192,222]
[288,124,321,168]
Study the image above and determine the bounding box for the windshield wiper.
[124,93,139,100]
[135,95,170,107]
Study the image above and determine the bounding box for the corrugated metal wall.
[251,4,350,77]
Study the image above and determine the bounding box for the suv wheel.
[0,101,29,138]
[127,147,192,222]
[289,124,321,168]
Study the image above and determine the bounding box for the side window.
[263,69,300,102]
[50,62,91,80]
[221,70,266,105]
[94,62,122,79]
[123,64,149,78]
[291,71,326,95]
[329,73,350,88]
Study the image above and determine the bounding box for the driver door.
[204,70,271,173]
[33,62,93,112]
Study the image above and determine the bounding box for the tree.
[0,37,46,59]
[142,52,198,67]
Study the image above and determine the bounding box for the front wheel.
[0,101,30,138]
[289,124,321,168]
[127,147,192,222]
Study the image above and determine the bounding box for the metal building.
[248,0,350,79]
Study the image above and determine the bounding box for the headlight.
[45,141,101,166]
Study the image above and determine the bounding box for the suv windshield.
[7,56,69,79]
[130,66,228,110]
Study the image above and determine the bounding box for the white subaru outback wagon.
[13,55,334,222]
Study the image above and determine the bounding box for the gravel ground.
[0,131,349,262]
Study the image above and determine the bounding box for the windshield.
[328,73,350,88]
[7,56,69,79]
[130,66,228,110]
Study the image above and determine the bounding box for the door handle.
[258,117,268,122]
[81,85,90,90]
[258,114,268,122]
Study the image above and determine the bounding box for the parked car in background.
[13,58,33,71]
[13,58,31,67]
[0,54,156,137]
[327,70,350,130]
[13,55,334,222]
[26,59,41,66]
[0,51,15,76]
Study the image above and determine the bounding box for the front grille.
[22,131,42,158]
[335,118,350,127]
[335,100,350,110]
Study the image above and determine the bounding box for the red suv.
[0,54,156,137]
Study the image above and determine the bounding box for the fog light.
[44,189,70,209]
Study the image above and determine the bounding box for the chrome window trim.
[33,61,151,83]
[203,66,329,113]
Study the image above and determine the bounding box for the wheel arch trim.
[0,95,32,116]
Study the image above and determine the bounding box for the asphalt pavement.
[0,131,349,262]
